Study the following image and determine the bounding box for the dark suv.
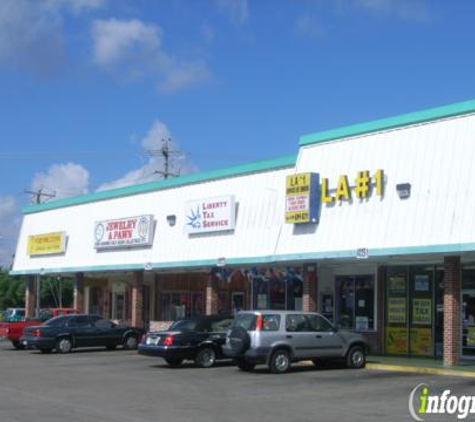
[138,315,234,368]
[223,311,369,374]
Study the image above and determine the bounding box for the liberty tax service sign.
[185,195,236,234]
[94,215,154,250]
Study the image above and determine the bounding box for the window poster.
[414,275,429,292]
[387,298,407,324]
[388,276,406,295]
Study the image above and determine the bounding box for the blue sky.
[1,0,475,265]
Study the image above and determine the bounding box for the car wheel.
[11,340,24,350]
[123,335,138,350]
[235,358,255,372]
[195,347,216,368]
[56,338,72,354]
[269,349,291,374]
[346,345,366,369]
[39,348,52,354]
[165,357,183,367]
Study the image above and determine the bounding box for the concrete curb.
[366,362,475,378]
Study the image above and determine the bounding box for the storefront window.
[335,275,374,331]
[160,291,204,321]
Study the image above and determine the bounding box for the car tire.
[11,340,24,350]
[56,337,73,354]
[195,346,216,368]
[346,345,366,369]
[235,358,255,372]
[269,349,291,374]
[39,348,52,354]
[123,335,138,350]
[165,357,183,367]
[228,326,251,355]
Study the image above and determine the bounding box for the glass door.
[462,290,475,358]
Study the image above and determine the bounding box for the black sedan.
[21,314,143,354]
[138,315,234,368]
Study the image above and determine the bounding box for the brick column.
[73,273,85,313]
[206,273,219,315]
[302,264,318,312]
[25,276,36,319]
[131,272,144,328]
[444,256,461,366]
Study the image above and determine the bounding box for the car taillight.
[163,336,174,346]
[256,314,263,331]
[31,329,42,337]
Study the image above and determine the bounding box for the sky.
[1,0,475,267]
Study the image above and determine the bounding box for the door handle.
[286,335,293,339]
[316,335,322,339]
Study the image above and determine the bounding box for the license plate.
[146,336,160,346]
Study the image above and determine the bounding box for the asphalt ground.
[1,339,474,422]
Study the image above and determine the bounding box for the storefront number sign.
[285,172,320,224]
[185,195,236,234]
[387,298,407,323]
[94,215,154,250]
[27,232,67,256]
[412,299,432,325]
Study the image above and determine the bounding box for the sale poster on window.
[386,327,407,354]
[413,299,432,325]
[410,328,433,356]
[387,298,407,323]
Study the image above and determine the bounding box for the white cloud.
[0,0,105,76]
[215,0,249,24]
[0,195,19,268]
[91,18,161,67]
[97,120,197,191]
[91,18,209,93]
[31,162,90,200]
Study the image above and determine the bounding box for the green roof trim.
[300,98,475,146]
[23,154,297,215]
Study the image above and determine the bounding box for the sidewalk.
[366,355,475,378]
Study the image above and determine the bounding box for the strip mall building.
[11,99,475,366]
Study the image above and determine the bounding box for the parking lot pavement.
[1,343,474,422]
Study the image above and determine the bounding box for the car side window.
[95,319,114,329]
[211,318,234,332]
[307,314,334,332]
[262,315,280,331]
[75,316,92,328]
[286,314,309,332]
[66,317,77,328]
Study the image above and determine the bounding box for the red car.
[0,308,77,349]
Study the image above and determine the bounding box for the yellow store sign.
[27,232,66,256]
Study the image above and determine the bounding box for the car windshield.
[233,314,256,331]
[44,316,66,327]
[169,319,197,332]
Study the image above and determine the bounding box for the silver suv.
[223,311,369,374]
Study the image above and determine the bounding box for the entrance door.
[462,290,475,358]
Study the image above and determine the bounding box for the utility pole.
[146,137,183,179]
[23,188,56,317]
[23,188,56,205]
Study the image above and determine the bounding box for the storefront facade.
[11,98,475,365]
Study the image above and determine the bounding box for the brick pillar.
[73,273,85,313]
[444,256,461,366]
[131,272,144,328]
[206,273,219,315]
[302,264,318,312]
[25,276,36,319]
